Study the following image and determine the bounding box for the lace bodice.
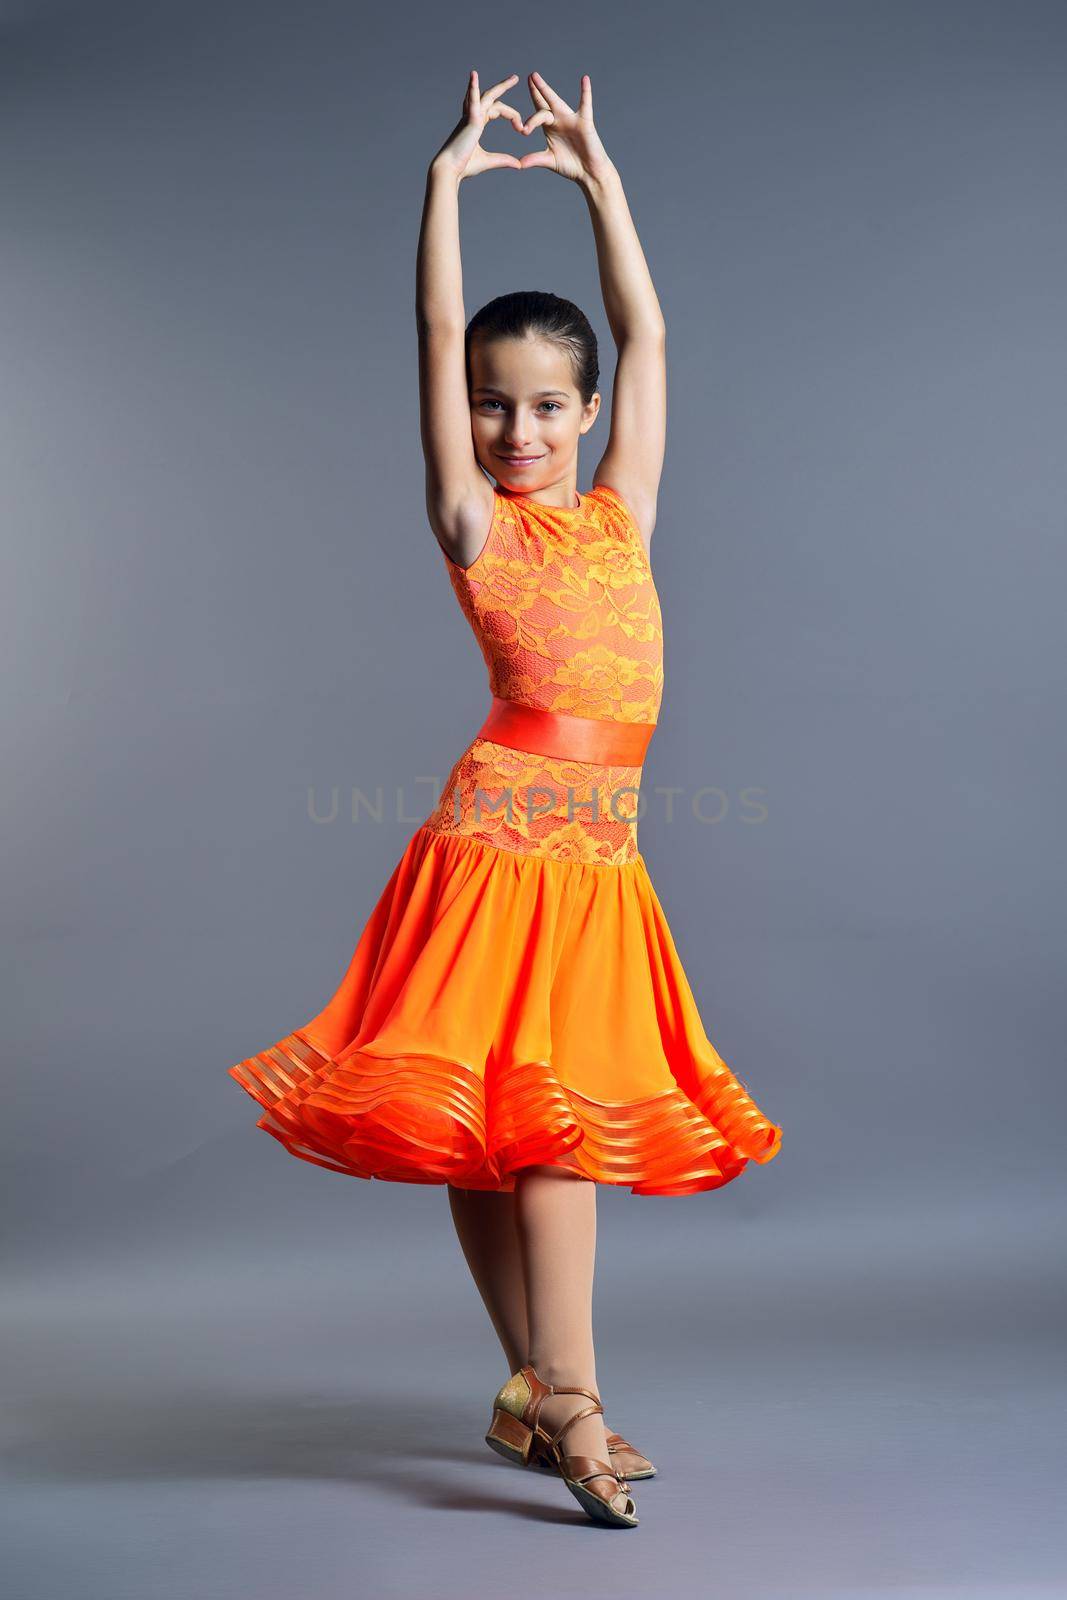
[442,483,663,724]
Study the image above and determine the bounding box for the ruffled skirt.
[228,822,782,1196]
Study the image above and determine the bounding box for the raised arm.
[520,72,666,547]
[417,71,526,566]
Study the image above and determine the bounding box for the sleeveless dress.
[228,482,783,1196]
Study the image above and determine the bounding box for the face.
[469,335,600,492]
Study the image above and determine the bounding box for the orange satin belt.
[477,695,657,766]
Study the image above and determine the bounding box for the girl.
[229,68,782,1530]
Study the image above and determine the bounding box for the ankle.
[527,1356,598,1392]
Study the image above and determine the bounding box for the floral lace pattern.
[426,484,663,866]
[421,736,645,865]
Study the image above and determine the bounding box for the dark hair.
[465,290,599,406]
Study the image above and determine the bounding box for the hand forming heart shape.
[433,70,615,187]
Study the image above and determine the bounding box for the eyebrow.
[472,387,569,398]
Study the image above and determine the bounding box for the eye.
[475,400,562,413]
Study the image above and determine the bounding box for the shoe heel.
[485,1407,534,1465]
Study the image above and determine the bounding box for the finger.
[527,74,551,111]
[529,70,573,115]
[518,148,557,172]
[578,73,593,117]
[521,108,554,135]
[481,151,524,171]
[481,72,520,107]
[486,99,526,134]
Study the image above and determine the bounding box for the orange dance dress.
[228,482,782,1195]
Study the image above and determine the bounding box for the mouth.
[497,454,544,467]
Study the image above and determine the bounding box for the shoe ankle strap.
[547,1382,602,1404]
[517,1366,605,1440]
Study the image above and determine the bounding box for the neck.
[497,481,580,511]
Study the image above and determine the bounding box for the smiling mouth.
[498,454,544,464]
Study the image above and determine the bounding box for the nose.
[503,411,536,448]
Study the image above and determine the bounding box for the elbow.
[619,319,666,346]
[417,312,467,342]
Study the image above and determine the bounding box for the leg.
[447,1183,529,1375]
[512,1164,613,1473]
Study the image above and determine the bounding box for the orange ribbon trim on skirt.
[477,695,657,766]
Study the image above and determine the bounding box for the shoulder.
[589,481,656,555]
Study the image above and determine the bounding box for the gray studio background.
[3,2,1065,1596]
